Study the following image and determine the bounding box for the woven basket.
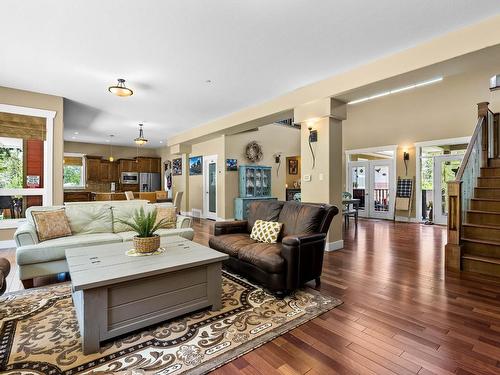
[133,235,160,254]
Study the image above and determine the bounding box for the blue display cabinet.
[234,165,277,220]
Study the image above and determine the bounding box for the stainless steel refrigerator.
[139,173,161,192]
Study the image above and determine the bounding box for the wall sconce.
[273,153,282,176]
[307,126,317,169]
[403,148,410,176]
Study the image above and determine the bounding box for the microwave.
[121,172,139,184]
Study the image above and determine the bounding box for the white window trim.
[0,103,56,229]
[414,136,471,222]
[63,152,86,189]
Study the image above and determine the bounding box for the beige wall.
[342,66,500,218]
[0,86,64,242]
[225,124,301,218]
[158,124,300,219]
[64,141,161,159]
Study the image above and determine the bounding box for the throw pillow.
[250,219,283,244]
[31,209,72,242]
[155,206,177,229]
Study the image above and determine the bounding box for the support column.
[294,98,346,250]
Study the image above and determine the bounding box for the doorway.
[203,155,217,220]
[432,154,463,225]
[347,158,395,220]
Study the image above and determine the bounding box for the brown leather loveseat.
[209,200,338,294]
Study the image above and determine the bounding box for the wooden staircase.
[446,102,500,277]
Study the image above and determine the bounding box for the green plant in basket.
[116,207,169,253]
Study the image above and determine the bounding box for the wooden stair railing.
[445,102,500,273]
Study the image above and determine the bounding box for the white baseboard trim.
[394,216,420,223]
[180,211,190,217]
[216,217,234,221]
[325,240,344,252]
[0,240,16,249]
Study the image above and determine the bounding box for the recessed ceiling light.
[74,131,79,135]
[106,140,110,142]
[159,141,163,144]
[205,79,212,83]
[71,136,76,139]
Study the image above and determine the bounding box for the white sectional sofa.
[14,200,194,286]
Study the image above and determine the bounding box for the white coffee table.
[66,236,228,354]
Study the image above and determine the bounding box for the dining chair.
[124,191,135,200]
[342,191,358,227]
[173,191,183,214]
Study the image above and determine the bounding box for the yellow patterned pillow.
[31,209,72,242]
[250,220,283,244]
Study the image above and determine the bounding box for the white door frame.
[415,136,470,222]
[368,159,395,220]
[203,155,217,220]
[433,154,464,225]
[0,103,56,230]
[346,145,397,220]
[347,160,369,217]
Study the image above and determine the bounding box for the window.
[63,154,85,188]
[0,137,23,189]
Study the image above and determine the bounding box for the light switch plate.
[303,175,311,182]
[319,173,324,181]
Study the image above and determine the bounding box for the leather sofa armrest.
[14,222,38,247]
[282,233,326,247]
[213,220,248,236]
[176,215,192,229]
[281,233,326,290]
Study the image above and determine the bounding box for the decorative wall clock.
[245,141,263,162]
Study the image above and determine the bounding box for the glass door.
[433,155,463,225]
[369,160,394,219]
[347,159,395,219]
[203,155,217,220]
[348,161,368,217]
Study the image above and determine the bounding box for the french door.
[348,160,395,219]
[203,155,217,220]
[433,155,463,225]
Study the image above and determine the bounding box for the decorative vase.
[133,235,160,254]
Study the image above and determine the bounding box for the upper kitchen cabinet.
[119,159,138,173]
[136,157,161,173]
[85,156,101,182]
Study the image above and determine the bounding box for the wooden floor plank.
[2,218,500,374]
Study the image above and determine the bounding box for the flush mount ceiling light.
[134,123,148,145]
[108,78,133,97]
[348,77,443,105]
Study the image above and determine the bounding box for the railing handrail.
[455,116,484,181]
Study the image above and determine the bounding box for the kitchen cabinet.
[119,159,138,173]
[64,191,91,202]
[99,160,111,182]
[136,157,161,173]
[85,156,101,182]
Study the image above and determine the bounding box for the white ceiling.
[1,0,500,147]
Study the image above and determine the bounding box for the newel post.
[478,102,489,167]
[445,181,462,271]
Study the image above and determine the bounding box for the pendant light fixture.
[134,123,148,145]
[108,135,114,162]
[108,78,133,97]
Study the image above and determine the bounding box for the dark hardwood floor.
[2,218,500,374]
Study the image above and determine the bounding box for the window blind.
[0,112,46,141]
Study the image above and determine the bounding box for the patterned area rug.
[0,272,342,374]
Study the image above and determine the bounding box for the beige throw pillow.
[31,209,72,242]
[155,206,177,229]
[250,220,283,244]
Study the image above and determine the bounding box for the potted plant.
[116,207,168,253]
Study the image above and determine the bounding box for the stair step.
[474,187,500,199]
[462,237,500,258]
[463,223,500,242]
[481,167,500,177]
[466,210,500,226]
[470,198,500,211]
[488,158,500,168]
[477,177,500,187]
[462,254,500,277]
